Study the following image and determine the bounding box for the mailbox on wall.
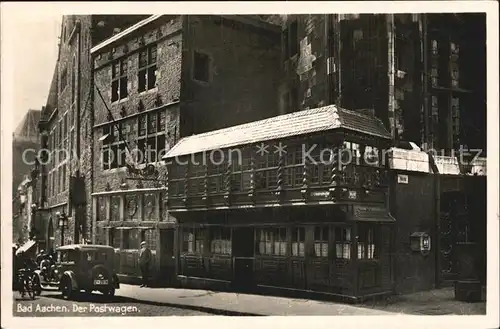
[410,232,431,256]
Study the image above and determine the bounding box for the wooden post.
[275,145,285,200]
[248,149,256,203]
[301,142,310,200]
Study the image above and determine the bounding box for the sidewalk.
[116,284,393,315]
[114,284,485,316]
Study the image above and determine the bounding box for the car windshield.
[58,250,79,263]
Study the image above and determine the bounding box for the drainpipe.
[324,14,331,105]
[75,19,82,243]
[90,33,95,244]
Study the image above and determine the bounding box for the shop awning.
[15,240,36,255]
[164,105,391,159]
[350,206,396,223]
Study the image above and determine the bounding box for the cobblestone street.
[12,290,213,317]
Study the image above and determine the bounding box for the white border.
[1,2,499,329]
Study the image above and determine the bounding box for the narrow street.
[12,290,213,317]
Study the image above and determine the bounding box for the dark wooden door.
[232,227,255,289]
[159,229,175,285]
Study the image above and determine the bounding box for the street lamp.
[56,211,69,246]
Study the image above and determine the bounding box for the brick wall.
[92,16,182,193]
[181,16,282,135]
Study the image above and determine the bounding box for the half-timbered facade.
[165,105,396,301]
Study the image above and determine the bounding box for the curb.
[116,294,263,316]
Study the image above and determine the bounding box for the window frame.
[136,110,167,165]
[138,44,158,92]
[111,58,128,102]
[192,50,211,84]
[313,225,329,258]
[210,227,232,255]
[256,227,287,256]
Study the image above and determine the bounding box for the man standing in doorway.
[139,241,152,287]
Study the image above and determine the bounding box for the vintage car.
[34,244,120,300]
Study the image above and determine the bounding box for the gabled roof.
[13,109,41,140]
[164,105,391,159]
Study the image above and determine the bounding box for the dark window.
[136,110,166,164]
[358,225,377,260]
[193,51,210,83]
[111,59,128,102]
[182,228,204,254]
[210,227,231,255]
[335,226,351,259]
[60,67,68,93]
[314,226,329,258]
[101,123,126,170]
[257,227,287,256]
[138,44,157,92]
[291,227,305,257]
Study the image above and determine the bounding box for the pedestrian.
[138,241,152,287]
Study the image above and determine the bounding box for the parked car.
[34,244,120,300]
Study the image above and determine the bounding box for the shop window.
[193,51,210,83]
[358,225,377,259]
[314,226,329,258]
[210,227,231,255]
[291,227,305,257]
[111,59,128,102]
[257,227,287,256]
[138,44,157,92]
[335,227,351,259]
[183,228,204,254]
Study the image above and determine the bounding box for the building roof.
[91,15,163,54]
[164,105,391,159]
[13,109,41,141]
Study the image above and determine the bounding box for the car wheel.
[61,279,73,300]
[32,275,42,296]
[103,288,115,299]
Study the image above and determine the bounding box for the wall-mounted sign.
[311,191,329,198]
[397,174,409,184]
[348,191,357,200]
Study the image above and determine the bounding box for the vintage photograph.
[1,2,498,328]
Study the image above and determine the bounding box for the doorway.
[232,227,255,290]
[159,228,175,286]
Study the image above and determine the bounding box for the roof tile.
[164,105,391,158]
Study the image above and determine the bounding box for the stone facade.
[37,15,149,250]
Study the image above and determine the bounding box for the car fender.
[113,273,120,289]
[59,271,78,291]
[33,270,43,283]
